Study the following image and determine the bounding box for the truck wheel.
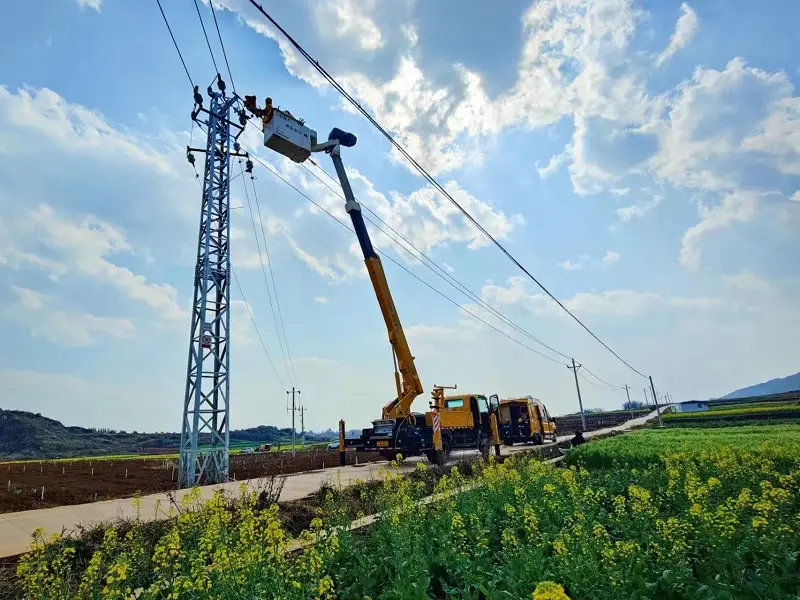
[478,436,491,459]
[425,450,446,465]
[533,432,543,445]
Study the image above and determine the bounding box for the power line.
[191,0,220,74]
[231,267,287,390]
[155,0,194,88]
[578,371,618,391]
[247,171,299,386]
[301,157,571,363]
[581,365,623,390]
[156,0,632,386]
[208,0,236,94]
[245,151,565,366]
[301,156,634,390]
[243,0,648,380]
[189,163,285,391]
[155,1,294,398]
[238,161,296,386]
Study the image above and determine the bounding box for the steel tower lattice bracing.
[179,90,237,488]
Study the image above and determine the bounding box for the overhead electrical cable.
[155,0,194,88]
[187,168,285,390]
[300,152,628,388]
[578,371,620,391]
[188,8,299,388]
[155,1,630,388]
[581,366,623,390]
[231,267,287,390]
[245,150,566,366]
[238,162,296,386]
[247,171,299,386]
[244,0,648,380]
[191,0,220,74]
[208,0,237,94]
[300,158,572,363]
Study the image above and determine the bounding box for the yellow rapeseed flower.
[752,516,768,529]
[533,581,570,600]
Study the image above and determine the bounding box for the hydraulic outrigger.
[247,97,501,465]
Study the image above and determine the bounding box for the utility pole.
[623,384,633,419]
[643,387,650,408]
[567,359,586,431]
[179,76,245,488]
[299,404,307,449]
[287,388,301,456]
[649,376,663,427]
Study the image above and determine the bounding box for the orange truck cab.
[499,396,557,445]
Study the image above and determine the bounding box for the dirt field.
[0,449,382,514]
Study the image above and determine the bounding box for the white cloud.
[792,191,800,202]
[558,255,591,271]
[405,323,474,344]
[479,277,720,319]
[569,290,720,316]
[679,191,760,270]
[269,155,524,278]
[0,204,186,318]
[536,146,572,179]
[722,272,774,294]
[229,298,257,347]
[314,296,330,304]
[76,0,102,10]
[740,96,800,175]
[6,286,134,346]
[650,58,797,192]
[0,87,174,176]
[616,194,663,223]
[655,3,699,66]
[222,0,651,176]
[558,252,619,270]
[312,0,384,51]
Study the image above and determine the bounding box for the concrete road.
[0,408,665,558]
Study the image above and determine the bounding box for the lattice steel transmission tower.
[179,80,245,487]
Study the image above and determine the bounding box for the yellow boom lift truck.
[246,96,501,465]
[498,396,557,445]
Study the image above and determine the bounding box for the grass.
[0,441,331,465]
[664,403,800,421]
[566,424,800,468]
[708,400,798,411]
[12,424,800,599]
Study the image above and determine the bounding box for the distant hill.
[0,409,334,460]
[722,372,800,400]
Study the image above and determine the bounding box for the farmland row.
[10,424,800,599]
[0,448,380,514]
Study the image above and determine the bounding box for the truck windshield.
[445,399,464,408]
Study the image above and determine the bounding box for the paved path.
[0,408,665,558]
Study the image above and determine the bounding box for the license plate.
[377,441,389,448]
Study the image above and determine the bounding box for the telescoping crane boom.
[326,135,424,420]
[247,96,500,464]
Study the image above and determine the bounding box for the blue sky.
[0,0,798,433]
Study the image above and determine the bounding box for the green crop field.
[664,403,800,421]
[0,440,331,466]
[565,424,800,467]
[14,424,800,599]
